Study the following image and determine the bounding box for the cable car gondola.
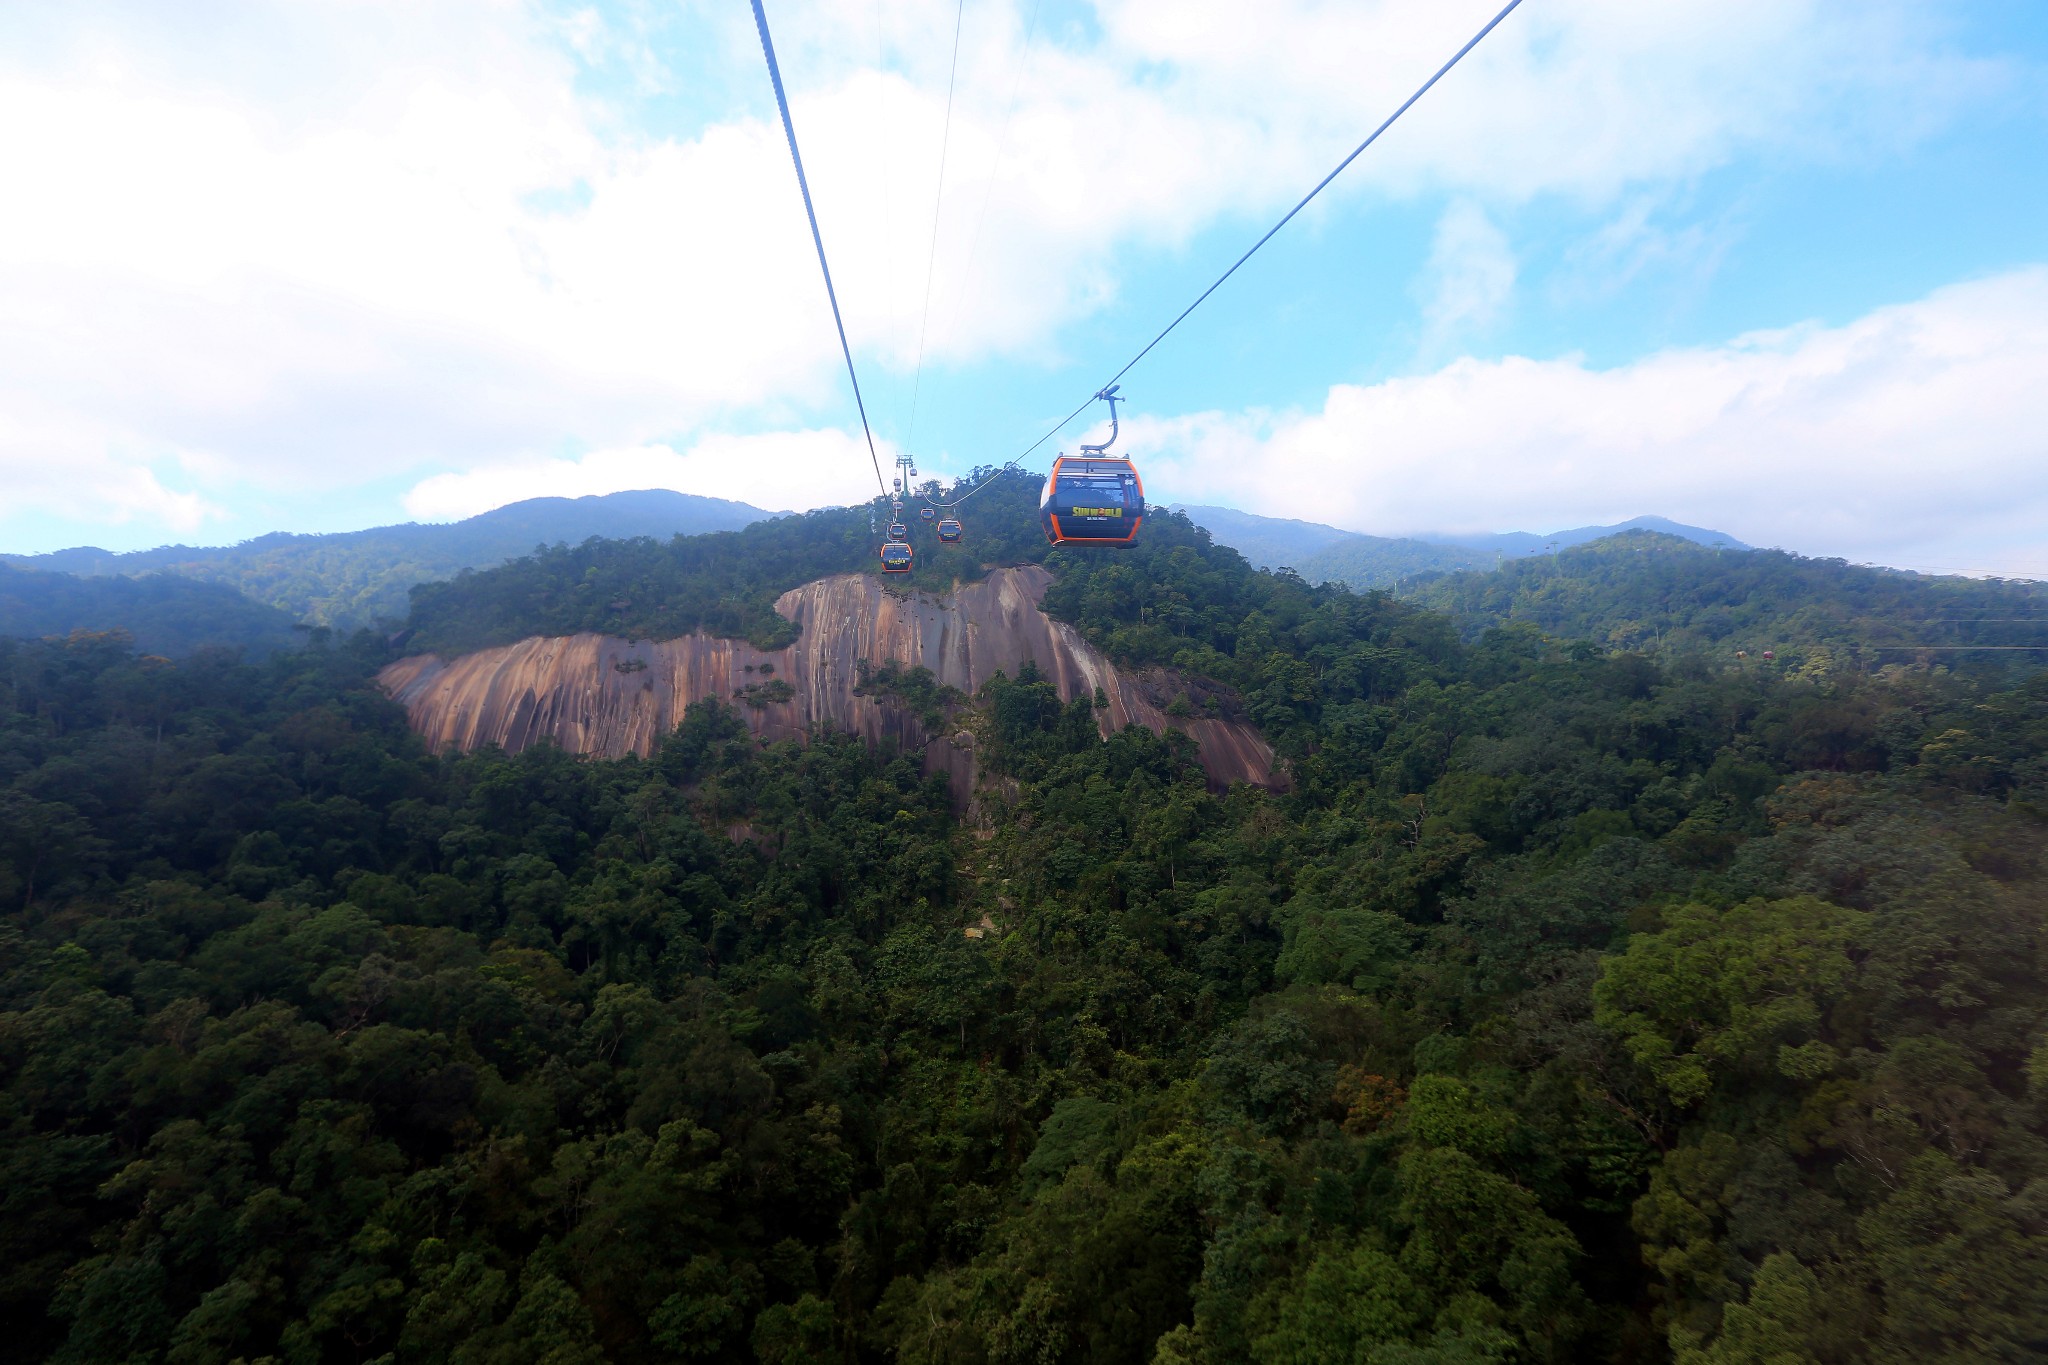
[887,521,909,541]
[879,540,913,573]
[919,506,936,521]
[936,517,963,544]
[1041,457,1144,546]
[1041,386,1143,547]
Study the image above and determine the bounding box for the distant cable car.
[1041,386,1144,547]
[887,521,909,541]
[937,517,963,544]
[879,541,913,573]
[919,506,936,522]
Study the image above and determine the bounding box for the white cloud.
[401,428,897,522]
[1089,0,1993,199]
[0,394,218,533]
[1134,267,2048,577]
[0,0,2006,540]
[1419,200,1515,351]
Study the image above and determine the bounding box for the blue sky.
[2,0,2045,574]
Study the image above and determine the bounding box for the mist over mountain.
[3,489,778,630]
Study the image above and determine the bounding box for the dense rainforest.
[4,493,2047,1364]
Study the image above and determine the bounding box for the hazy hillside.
[1168,504,1365,568]
[0,562,302,657]
[1295,535,1493,587]
[1402,529,2048,670]
[403,468,1070,655]
[3,489,776,631]
[1176,503,1743,591]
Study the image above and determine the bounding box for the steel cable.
[751,0,889,497]
[1012,0,1527,465]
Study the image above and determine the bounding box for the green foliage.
[1171,504,1493,588]
[1274,894,1413,995]
[734,677,796,708]
[1594,897,1867,1107]
[1253,1238,1424,1363]
[855,660,961,735]
[3,510,2047,1363]
[1402,531,2048,676]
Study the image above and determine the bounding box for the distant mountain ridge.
[1173,504,1747,590]
[4,489,779,630]
[1167,504,1490,581]
[1415,515,1749,558]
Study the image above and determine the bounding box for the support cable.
[750,0,889,496]
[1011,0,1526,465]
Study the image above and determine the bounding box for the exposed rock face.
[376,565,1280,793]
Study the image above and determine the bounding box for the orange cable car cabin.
[878,540,913,573]
[936,517,963,544]
[1040,455,1144,547]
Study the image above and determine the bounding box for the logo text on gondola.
[1071,507,1122,518]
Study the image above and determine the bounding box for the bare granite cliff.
[376,565,1280,792]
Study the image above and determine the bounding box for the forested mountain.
[3,490,775,631]
[1404,530,2048,666]
[4,484,2046,1363]
[0,562,303,658]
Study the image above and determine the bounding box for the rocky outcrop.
[376,566,1281,794]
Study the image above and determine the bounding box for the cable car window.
[1054,471,1128,506]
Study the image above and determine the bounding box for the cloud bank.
[1136,267,2048,577]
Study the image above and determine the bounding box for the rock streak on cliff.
[376,566,1279,791]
